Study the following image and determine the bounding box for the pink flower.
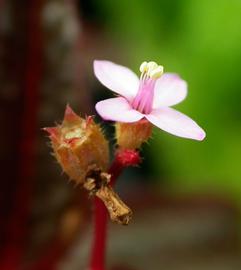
[94,60,206,141]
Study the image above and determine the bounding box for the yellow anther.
[147,61,158,76]
[140,60,164,79]
[139,61,148,73]
[150,65,164,79]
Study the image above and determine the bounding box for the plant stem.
[89,149,141,270]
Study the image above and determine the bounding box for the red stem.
[89,149,141,270]
[90,198,108,270]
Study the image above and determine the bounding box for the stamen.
[140,61,148,73]
[146,61,158,76]
[150,65,164,79]
[133,61,164,114]
[139,61,164,79]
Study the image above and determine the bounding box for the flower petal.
[96,97,144,123]
[146,107,206,140]
[153,73,187,108]
[94,60,139,100]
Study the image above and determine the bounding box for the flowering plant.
[45,60,206,270]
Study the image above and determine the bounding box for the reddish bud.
[115,149,141,167]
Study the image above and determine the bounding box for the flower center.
[132,61,164,114]
[64,127,83,140]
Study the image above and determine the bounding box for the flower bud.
[44,105,109,185]
[115,119,152,149]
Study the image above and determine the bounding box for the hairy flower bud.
[116,119,152,149]
[44,105,109,184]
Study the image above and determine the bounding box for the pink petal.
[96,97,144,123]
[94,60,139,100]
[153,73,187,108]
[146,107,206,141]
